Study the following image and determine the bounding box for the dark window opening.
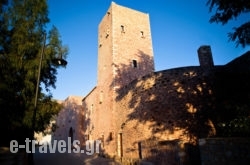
[132,60,137,68]
[121,25,125,33]
[106,29,110,38]
[141,31,145,38]
[69,127,73,143]
[109,132,113,141]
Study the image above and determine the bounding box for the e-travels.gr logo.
[10,137,101,155]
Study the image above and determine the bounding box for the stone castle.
[53,2,250,164]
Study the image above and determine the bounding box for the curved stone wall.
[114,66,219,159]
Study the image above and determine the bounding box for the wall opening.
[138,142,142,159]
[132,60,137,68]
[140,31,145,38]
[109,132,113,141]
[121,25,125,33]
[69,127,73,143]
[106,29,110,38]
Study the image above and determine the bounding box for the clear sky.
[47,0,249,101]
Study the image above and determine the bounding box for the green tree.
[207,0,250,47]
[0,0,68,145]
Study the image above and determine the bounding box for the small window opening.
[140,31,145,38]
[107,11,110,16]
[132,60,137,68]
[109,132,113,141]
[106,29,109,38]
[121,25,125,33]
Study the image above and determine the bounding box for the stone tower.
[97,2,155,90]
[82,2,155,156]
[197,45,214,68]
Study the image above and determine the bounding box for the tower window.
[132,60,137,68]
[121,25,125,33]
[109,132,113,141]
[140,31,144,38]
[106,29,110,38]
[106,33,109,38]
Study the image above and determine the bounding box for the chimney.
[197,45,214,68]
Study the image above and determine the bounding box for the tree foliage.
[0,0,68,145]
[207,0,250,47]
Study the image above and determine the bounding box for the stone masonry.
[82,2,155,156]
[52,96,84,144]
[54,2,250,164]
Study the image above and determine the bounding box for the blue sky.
[47,0,249,100]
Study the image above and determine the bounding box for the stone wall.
[82,86,118,155]
[113,54,250,164]
[197,45,214,69]
[82,49,250,163]
[199,138,250,165]
[80,1,250,163]
[111,2,155,88]
[114,66,217,163]
[52,96,84,144]
[83,2,156,157]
